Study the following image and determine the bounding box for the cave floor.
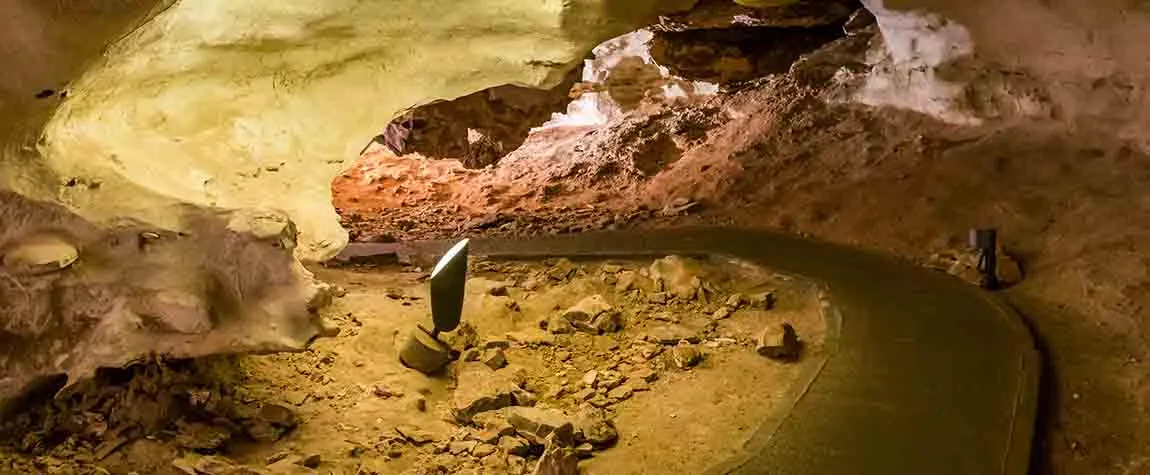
[0,256,823,475]
[335,74,1150,474]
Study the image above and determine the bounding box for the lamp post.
[399,239,470,374]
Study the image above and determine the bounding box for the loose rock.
[395,425,437,445]
[461,348,481,362]
[749,291,775,309]
[483,348,508,370]
[756,323,802,362]
[547,315,574,334]
[581,370,599,388]
[643,324,702,345]
[499,436,533,457]
[562,295,612,323]
[668,344,703,369]
[472,443,497,458]
[724,293,746,309]
[505,407,572,440]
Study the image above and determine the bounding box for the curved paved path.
[339,228,1040,475]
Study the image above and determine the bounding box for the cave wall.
[394,68,582,169]
[860,0,1150,139]
[0,0,693,408]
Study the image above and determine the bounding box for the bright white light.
[431,238,469,278]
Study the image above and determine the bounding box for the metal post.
[969,228,999,290]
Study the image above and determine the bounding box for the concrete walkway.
[339,228,1040,475]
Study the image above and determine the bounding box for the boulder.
[756,323,802,362]
[561,295,612,323]
[668,344,703,369]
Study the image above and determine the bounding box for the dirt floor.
[0,255,824,474]
[331,48,1150,475]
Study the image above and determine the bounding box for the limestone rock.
[596,371,626,391]
[724,293,745,309]
[1,235,78,275]
[562,295,612,323]
[482,348,508,370]
[471,443,497,458]
[173,422,232,451]
[395,425,437,445]
[573,409,618,447]
[749,291,776,309]
[500,435,534,456]
[581,370,599,388]
[505,407,572,440]
[547,315,575,335]
[629,368,658,383]
[532,438,578,475]
[648,256,706,299]
[643,324,702,345]
[668,344,703,369]
[756,323,802,362]
[453,364,521,421]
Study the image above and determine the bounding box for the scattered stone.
[547,315,574,334]
[562,295,612,322]
[602,264,623,274]
[395,425,437,445]
[301,454,322,469]
[373,385,402,398]
[555,350,572,362]
[173,422,232,451]
[412,396,428,412]
[607,386,633,401]
[488,285,511,297]
[596,371,626,391]
[461,348,481,362]
[649,256,705,299]
[505,407,573,440]
[500,436,533,457]
[512,388,538,407]
[651,312,679,323]
[615,272,641,292]
[266,451,294,465]
[483,348,509,370]
[575,443,595,458]
[711,307,732,320]
[637,344,664,360]
[484,339,512,349]
[574,388,596,401]
[476,429,502,444]
[629,368,658,383]
[756,323,802,362]
[446,322,481,353]
[749,291,775,309]
[573,409,618,447]
[643,324,702,345]
[591,312,622,333]
[647,292,670,304]
[588,395,612,408]
[173,454,250,475]
[284,390,310,406]
[581,370,599,388]
[668,344,703,369]
[260,404,297,427]
[472,443,497,458]
[452,365,521,421]
[724,293,746,309]
[450,440,478,455]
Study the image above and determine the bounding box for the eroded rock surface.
[0,0,688,410]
